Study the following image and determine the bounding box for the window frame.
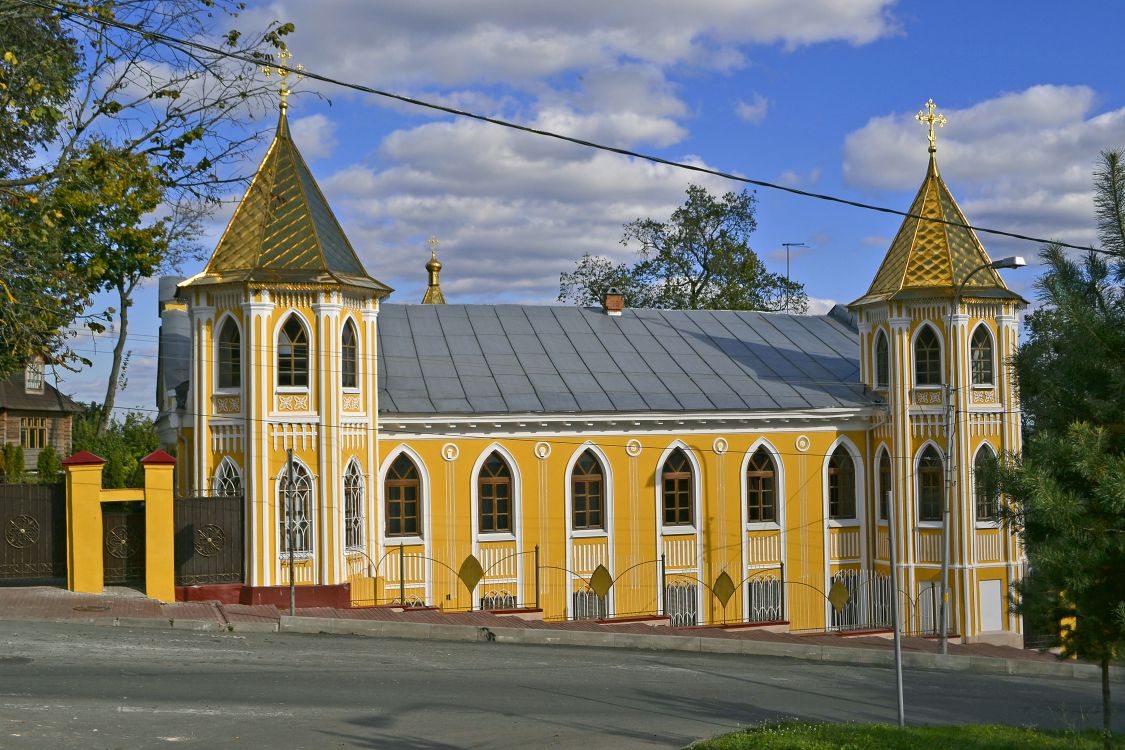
[477,452,514,535]
[827,445,857,521]
[212,457,242,497]
[278,460,314,557]
[385,454,422,539]
[745,447,777,525]
[276,314,310,390]
[217,316,242,391]
[917,446,944,523]
[341,318,358,391]
[970,324,995,387]
[661,449,694,528]
[877,449,892,523]
[343,460,365,550]
[874,330,889,389]
[20,417,48,450]
[571,450,605,532]
[913,324,943,387]
[974,446,999,525]
[24,361,44,394]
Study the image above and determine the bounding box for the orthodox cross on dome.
[915,98,947,153]
[428,234,439,260]
[261,48,303,113]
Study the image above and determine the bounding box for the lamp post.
[939,255,1026,654]
[781,242,807,313]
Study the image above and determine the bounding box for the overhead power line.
[22,0,1110,257]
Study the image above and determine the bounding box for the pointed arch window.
[571,450,604,531]
[385,455,421,537]
[279,462,313,554]
[344,461,365,549]
[661,449,694,526]
[478,453,512,533]
[341,320,358,389]
[213,458,242,497]
[914,325,942,386]
[874,331,889,389]
[746,448,776,523]
[218,318,241,389]
[974,447,998,522]
[828,446,856,520]
[970,326,994,386]
[878,450,891,521]
[918,446,944,522]
[277,316,309,388]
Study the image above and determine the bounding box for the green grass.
[686,722,1116,749]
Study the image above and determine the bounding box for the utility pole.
[781,242,807,313]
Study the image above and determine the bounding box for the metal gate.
[174,494,244,585]
[103,502,146,585]
[0,483,66,584]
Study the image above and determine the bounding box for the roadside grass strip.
[687,722,1115,749]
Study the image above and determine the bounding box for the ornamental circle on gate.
[194,524,225,557]
[4,515,39,549]
[105,526,134,559]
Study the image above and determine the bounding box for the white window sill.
[916,521,943,529]
[214,387,241,395]
[660,525,697,536]
[277,551,314,560]
[975,521,1000,530]
[570,529,608,539]
[478,532,517,543]
[276,386,310,394]
[384,535,424,546]
[745,522,780,532]
[827,518,860,528]
[342,387,361,394]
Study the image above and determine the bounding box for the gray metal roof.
[377,304,873,416]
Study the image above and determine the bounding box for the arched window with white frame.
[571,450,605,531]
[217,317,241,390]
[746,447,777,523]
[874,330,889,389]
[828,446,856,520]
[344,460,365,550]
[212,458,242,497]
[661,449,694,526]
[385,454,422,537]
[278,461,314,554]
[877,449,891,521]
[277,315,309,388]
[914,324,942,386]
[917,446,944,522]
[478,452,513,534]
[974,445,999,522]
[341,319,358,389]
[970,325,995,386]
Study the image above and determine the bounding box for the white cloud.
[842,85,1125,253]
[806,296,838,315]
[736,93,769,124]
[289,113,337,161]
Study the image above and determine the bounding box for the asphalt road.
[0,621,1115,749]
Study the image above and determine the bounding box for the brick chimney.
[602,287,624,316]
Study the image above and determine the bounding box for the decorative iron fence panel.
[0,483,66,584]
[829,569,893,632]
[664,581,698,626]
[174,494,244,586]
[103,502,146,585]
[747,574,783,623]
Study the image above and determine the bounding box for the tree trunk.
[1103,655,1112,750]
[98,282,130,436]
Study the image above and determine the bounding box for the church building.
[157,93,1026,645]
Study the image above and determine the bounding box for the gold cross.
[428,234,439,259]
[261,48,304,112]
[915,98,947,153]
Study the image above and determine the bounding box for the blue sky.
[63,1,1125,412]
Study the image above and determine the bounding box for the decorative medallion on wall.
[105,526,134,559]
[341,393,362,412]
[534,442,551,459]
[214,395,241,414]
[970,389,998,404]
[712,438,728,455]
[912,389,943,406]
[194,524,225,557]
[795,435,811,453]
[441,443,460,462]
[277,393,310,412]
[4,515,39,549]
[625,439,642,457]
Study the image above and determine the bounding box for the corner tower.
[178,54,391,593]
[849,100,1026,646]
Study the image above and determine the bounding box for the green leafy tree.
[559,185,808,312]
[996,150,1125,749]
[36,444,62,483]
[0,0,294,379]
[1,443,25,483]
[72,404,158,488]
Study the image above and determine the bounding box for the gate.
[0,483,66,584]
[102,502,146,585]
[174,494,244,585]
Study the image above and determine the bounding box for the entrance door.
[979,579,1003,632]
[103,502,146,586]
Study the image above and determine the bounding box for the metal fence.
[0,483,66,584]
[174,494,244,586]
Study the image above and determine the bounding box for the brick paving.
[0,585,1057,664]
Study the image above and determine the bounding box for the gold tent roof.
[421,236,447,304]
[181,113,391,296]
[850,153,1023,307]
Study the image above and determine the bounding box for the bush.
[36,445,62,483]
[1,443,25,483]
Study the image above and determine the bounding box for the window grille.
[344,461,364,550]
[278,462,314,554]
[747,574,783,623]
[212,459,242,497]
[572,587,608,620]
[480,590,517,611]
[664,580,698,626]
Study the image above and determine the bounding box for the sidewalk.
[0,586,1115,683]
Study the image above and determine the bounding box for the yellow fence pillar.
[141,450,177,602]
[62,451,107,594]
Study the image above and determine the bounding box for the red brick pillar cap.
[140,450,177,466]
[61,450,106,466]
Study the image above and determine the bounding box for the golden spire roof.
[421,235,447,304]
[181,52,391,296]
[850,101,1023,307]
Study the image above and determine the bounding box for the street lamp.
[939,255,1026,654]
[782,242,807,313]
